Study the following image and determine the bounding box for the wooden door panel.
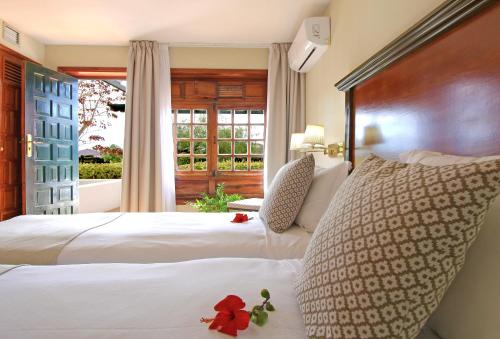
[25,62,79,215]
[0,54,22,221]
[171,81,183,99]
[185,81,217,99]
[215,176,263,198]
[175,177,210,203]
[244,83,266,98]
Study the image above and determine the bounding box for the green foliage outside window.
[79,163,122,179]
[189,183,243,212]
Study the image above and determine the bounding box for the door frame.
[0,44,39,216]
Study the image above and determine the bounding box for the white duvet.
[0,258,306,339]
[1,212,310,264]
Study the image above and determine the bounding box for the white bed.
[0,212,311,264]
[0,258,441,339]
[0,258,306,339]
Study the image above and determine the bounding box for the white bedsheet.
[0,258,306,339]
[2,212,310,264]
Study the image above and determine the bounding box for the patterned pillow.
[260,154,315,233]
[296,154,500,339]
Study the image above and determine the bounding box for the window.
[171,69,267,202]
[173,108,208,171]
[217,109,265,171]
[172,108,266,173]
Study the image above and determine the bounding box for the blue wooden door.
[24,62,79,214]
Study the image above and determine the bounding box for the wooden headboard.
[335,0,500,167]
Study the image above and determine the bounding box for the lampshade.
[362,124,383,146]
[304,124,325,147]
[290,133,305,150]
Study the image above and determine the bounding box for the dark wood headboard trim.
[335,0,495,92]
[344,89,355,164]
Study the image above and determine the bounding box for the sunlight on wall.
[305,0,446,145]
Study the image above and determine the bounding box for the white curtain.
[121,41,176,212]
[264,43,306,189]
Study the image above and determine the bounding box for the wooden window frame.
[57,67,127,80]
[172,105,210,173]
[215,106,265,173]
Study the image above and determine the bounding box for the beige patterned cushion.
[260,154,315,233]
[296,154,500,339]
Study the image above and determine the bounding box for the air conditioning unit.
[288,17,330,73]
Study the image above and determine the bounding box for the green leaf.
[255,310,268,326]
[265,302,275,311]
[261,289,270,299]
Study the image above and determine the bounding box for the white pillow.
[400,149,500,165]
[294,161,350,233]
[400,149,500,339]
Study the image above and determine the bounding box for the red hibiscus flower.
[207,295,250,336]
[231,213,251,223]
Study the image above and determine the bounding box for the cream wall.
[44,45,268,71]
[44,45,128,70]
[0,19,45,64]
[306,0,446,145]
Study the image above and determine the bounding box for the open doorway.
[58,67,127,212]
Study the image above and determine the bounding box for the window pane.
[218,156,232,171]
[250,110,265,124]
[176,125,190,138]
[218,141,232,155]
[193,157,207,171]
[177,156,190,171]
[193,125,207,138]
[235,141,247,155]
[250,141,264,154]
[218,110,232,124]
[194,141,207,154]
[234,125,248,139]
[234,110,248,124]
[250,157,264,170]
[177,141,190,154]
[194,109,207,123]
[218,126,232,139]
[177,109,190,123]
[250,125,265,139]
[234,157,248,171]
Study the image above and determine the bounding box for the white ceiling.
[0,0,330,46]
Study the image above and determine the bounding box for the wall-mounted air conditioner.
[288,17,330,73]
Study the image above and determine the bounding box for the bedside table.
[227,198,264,212]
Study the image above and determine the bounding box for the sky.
[78,80,126,152]
[80,113,126,150]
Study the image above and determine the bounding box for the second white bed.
[0,212,311,264]
[0,258,306,339]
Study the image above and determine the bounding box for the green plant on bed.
[189,183,243,212]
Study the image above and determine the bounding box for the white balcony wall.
[79,179,198,213]
[79,179,122,213]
